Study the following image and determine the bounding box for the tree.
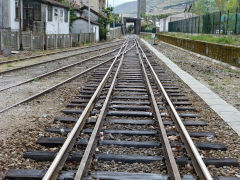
[224,0,239,11]
[192,0,207,15]
[98,7,114,40]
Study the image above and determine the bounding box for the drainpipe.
[19,0,23,50]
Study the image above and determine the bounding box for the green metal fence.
[169,9,240,34]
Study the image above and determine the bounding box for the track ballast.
[4,37,239,180]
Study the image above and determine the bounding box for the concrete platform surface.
[141,38,240,136]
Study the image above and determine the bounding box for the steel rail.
[137,40,213,180]
[0,41,122,75]
[0,39,123,65]
[136,43,181,180]
[42,39,129,180]
[0,41,128,114]
[74,40,132,180]
[0,47,120,92]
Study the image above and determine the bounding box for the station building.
[0,0,70,34]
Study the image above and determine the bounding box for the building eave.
[75,16,100,26]
[39,0,71,9]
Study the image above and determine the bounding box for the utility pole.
[18,0,23,50]
[113,0,115,38]
[88,0,91,33]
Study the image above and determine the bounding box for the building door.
[23,7,33,31]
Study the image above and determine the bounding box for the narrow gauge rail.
[0,40,123,75]
[0,41,126,113]
[4,37,239,180]
[0,40,123,66]
[0,47,120,92]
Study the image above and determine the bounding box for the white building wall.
[4,1,69,34]
[159,13,194,32]
[46,6,69,34]
[71,19,99,42]
[7,0,23,31]
[93,25,99,42]
[159,19,164,32]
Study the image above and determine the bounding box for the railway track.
[3,37,239,179]
[0,40,123,66]
[0,40,123,75]
[0,41,125,113]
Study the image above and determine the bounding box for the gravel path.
[145,39,240,111]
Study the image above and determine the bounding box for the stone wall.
[156,34,240,68]
[108,27,122,41]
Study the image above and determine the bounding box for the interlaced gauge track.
[3,37,239,180]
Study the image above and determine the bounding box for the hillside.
[114,0,190,17]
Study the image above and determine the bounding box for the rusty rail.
[137,39,213,180]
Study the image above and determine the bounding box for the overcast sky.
[108,0,135,7]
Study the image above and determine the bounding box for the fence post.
[0,31,2,51]
[42,34,45,50]
[63,35,65,48]
[46,34,48,50]
[30,31,33,50]
[194,17,196,33]
[16,31,19,50]
[212,14,214,34]
[226,10,229,34]
[55,34,57,49]
[219,11,221,34]
[235,8,238,34]
[70,34,72,47]
[191,18,193,33]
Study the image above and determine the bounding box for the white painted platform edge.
[141,38,240,136]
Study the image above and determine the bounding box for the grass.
[82,41,93,46]
[7,64,13,67]
[141,35,153,40]
[160,32,240,46]
[214,86,225,91]
[202,71,214,76]
[34,77,39,82]
[226,69,239,73]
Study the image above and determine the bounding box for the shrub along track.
[2,37,240,179]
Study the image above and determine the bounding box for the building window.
[15,0,19,20]
[48,6,53,21]
[64,9,68,22]
[60,10,63,17]
[33,3,41,21]
[54,9,58,17]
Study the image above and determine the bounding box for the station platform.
[142,38,240,136]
